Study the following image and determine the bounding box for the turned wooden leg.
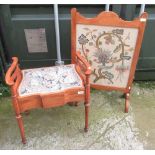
[84,73,90,132]
[16,114,26,144]
[84,102,90,132]
[125,93,130,113]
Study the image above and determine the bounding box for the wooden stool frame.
[5,52,91,144]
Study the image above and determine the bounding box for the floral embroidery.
[115,65,129,82]
[104,35,115,45]
[78,34,89,45]
[112,29,124,35]
[92,69,114,84]
[77,25,138,88]
[18,65,83,96]
[94,49,112,66]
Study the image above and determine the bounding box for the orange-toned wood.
[5,51,91,143]
[5,57,22,94]
[125,93,130,113]
[11,90,26,144]
[84,71,90,132]
[71,8,148,113]
[74,51,91,131]
[16,114,26,144]
[75,51,91,83]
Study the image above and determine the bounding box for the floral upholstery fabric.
[18,64,83,97]
[76,24,138,88]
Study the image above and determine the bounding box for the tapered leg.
[84,103,90,132]
[125,93,130,113]
[16,114,26,144]
[84,73,90,132]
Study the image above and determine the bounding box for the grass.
[0,82,11,98]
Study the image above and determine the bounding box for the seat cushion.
[18,64,83,97]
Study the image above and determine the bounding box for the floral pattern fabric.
[18,64,83,96]
[76,24,138,88]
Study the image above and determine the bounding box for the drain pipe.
[54,4,64,65]
[139,4,145,16]
[105,4,110,11]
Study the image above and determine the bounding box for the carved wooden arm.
[75,52,91,105]
[75,51,91,83]
[5,57,22,95]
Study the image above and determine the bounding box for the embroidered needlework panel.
[76,24,138,88]
[18,64,83,97]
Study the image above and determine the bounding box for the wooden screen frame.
[71,8,148,94]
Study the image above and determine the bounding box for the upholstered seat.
[18,64,83,97]
[5,50,91,144]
